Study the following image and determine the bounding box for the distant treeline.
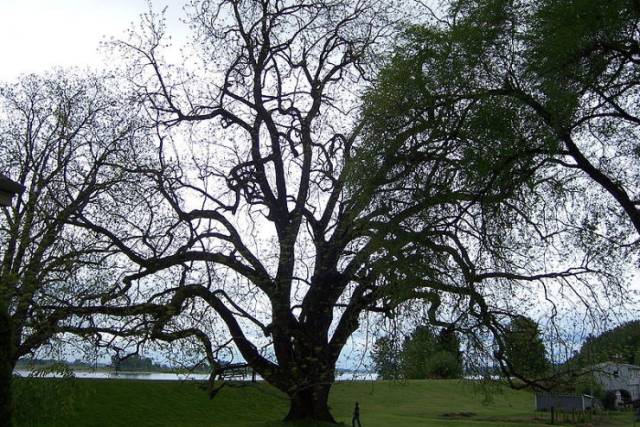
[16,355,212,374]
[15,358,107,370]
[572,321,640,366]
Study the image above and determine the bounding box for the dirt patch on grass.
[440,411,476,418]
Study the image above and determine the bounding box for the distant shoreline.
[13,368,376,382]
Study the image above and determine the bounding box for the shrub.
[426,351,463,379]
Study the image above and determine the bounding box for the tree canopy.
[0,0,637,424]
[371,334,402,380]
[48,0,602,420]
[382,0,640,244]
[353,0,638,387]
[40,0,630,418]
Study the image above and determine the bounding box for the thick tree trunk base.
[284,385,336,424]
[0,363,13,427]
[0,308,15,427]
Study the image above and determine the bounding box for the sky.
[0,0,187,82]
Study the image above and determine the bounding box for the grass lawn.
[13,377,637,427]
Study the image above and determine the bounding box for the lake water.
[14,369,376,382]
[14,369,211,381]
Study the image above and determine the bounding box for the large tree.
[0,72,142,426]
[62,0,622,422]
[346,0,634,386]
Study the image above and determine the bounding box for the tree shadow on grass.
[262,421,347,427]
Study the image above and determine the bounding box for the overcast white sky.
[0,0,188,81]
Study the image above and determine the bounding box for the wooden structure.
[593,362,640,400]
[535,393,596,412]
[217,362,257,382]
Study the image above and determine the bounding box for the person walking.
[352,401,362,427]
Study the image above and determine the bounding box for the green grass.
[13,378,637,427]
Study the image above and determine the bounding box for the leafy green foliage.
[373,326,463,380]
[571,374,604,400]
[359,0,638,393]
[574,321,640,366]
[424,351,463,380]
[502,317,549,379]
[401,326,440,379]
[371,336,402,380]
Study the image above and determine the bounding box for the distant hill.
[574,321,640,366]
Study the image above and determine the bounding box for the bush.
[426,351,463,379]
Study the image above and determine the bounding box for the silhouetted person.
[352,401,361,427]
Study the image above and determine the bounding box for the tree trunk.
[284,383,335,423]
[0,306,15,427]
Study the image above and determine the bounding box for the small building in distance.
[592,362,640,400]
[535,393,596,412]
